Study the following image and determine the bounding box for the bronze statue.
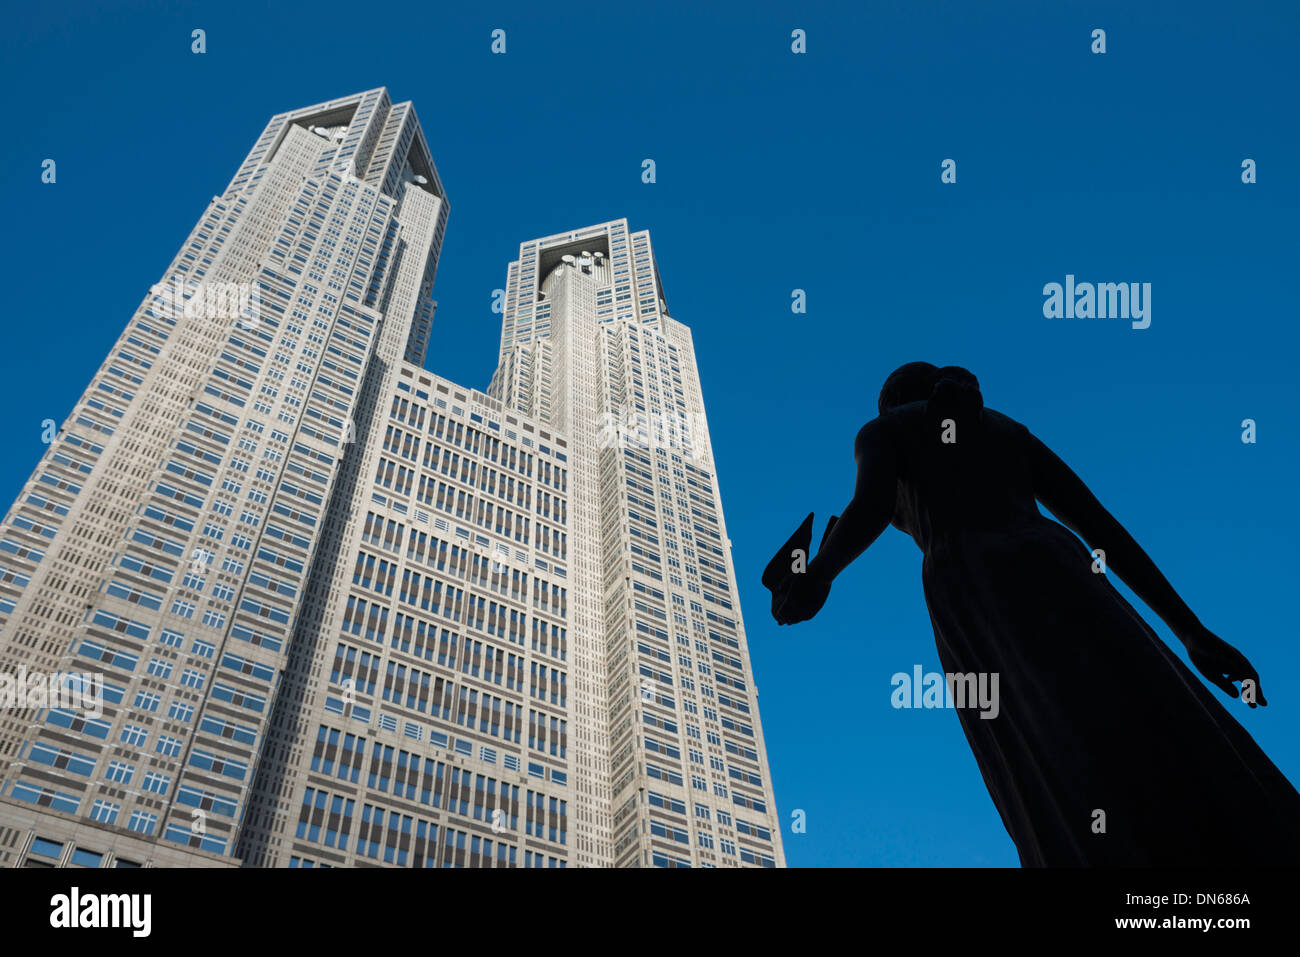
[767,361,1300,866]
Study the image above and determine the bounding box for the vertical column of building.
[494,237,620,865]
[607,313,784,867]
[494,221,784,868]
[147,164,390,859]
[660,316,784,861]
[235,103,453,865]
[544,258,614,865]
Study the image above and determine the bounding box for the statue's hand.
[771,570,831,626]
[1184,625,1266,708]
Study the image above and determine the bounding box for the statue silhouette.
[767,362,1300,866]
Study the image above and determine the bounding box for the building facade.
[489,222,785,868]
[237,369,575,868]
[0,88,448,866]
[0,92,783,868]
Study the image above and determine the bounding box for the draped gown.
[882,403,1300,866]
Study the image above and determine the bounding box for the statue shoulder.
[981,407,1029,436]
[854,412,905,457]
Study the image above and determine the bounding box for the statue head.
[878,362,983,418]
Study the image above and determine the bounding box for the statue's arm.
[1029,428,1269,704]
[807,417,898,584]
[1027,430,1202,641]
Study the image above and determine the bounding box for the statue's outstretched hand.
[771,570,831,626]
[1184,625,1267,708]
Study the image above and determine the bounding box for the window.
[128,810,158,835]
[11,783,78,814]
[89,800,121,825]
[141,771,171,795]
[168,701,195,722]
[71,847,103,868]
[120,724,148,747]
[28,838,63,862]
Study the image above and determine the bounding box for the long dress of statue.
[771,362,1300,866]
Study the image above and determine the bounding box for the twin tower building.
[0,89,783,868]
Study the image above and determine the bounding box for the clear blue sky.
[2,0,1297,867]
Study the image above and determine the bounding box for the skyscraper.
[0,88,448,867]
[0,91,783,869]
[487,222,785,867]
